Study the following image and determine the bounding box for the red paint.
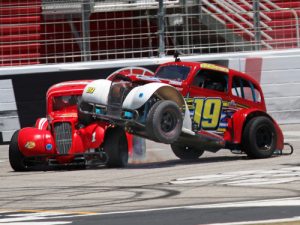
[16,80,133,166]
[107,60,283,151]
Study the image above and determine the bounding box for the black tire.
[103,127,129,168]
[146,100,183,144]
[9,130,28,171]
[242,116,277,159]
[77,100,93,125]
[171,143,204,160]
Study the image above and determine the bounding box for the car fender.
[17,127,56,157]
[35,118,49,130]
[75,122,106,150]
[122,83,192,131]
[82,79,112,105]
[228,108,284,150]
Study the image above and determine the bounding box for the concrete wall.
[0,80,20,143]
[228,53,300,124]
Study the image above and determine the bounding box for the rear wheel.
[146,100,183,144]
[242,116,277,159]
[171,144,204,160]
[103,127,129,168]
[9,130,29,171]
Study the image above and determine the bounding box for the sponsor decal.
[201,63,229,73]
[25,141,36,149]
[169,80,182,86]
[46,144,53,151]
[136,75,160,82]
[86,87,95,94]
[92,132,96,143]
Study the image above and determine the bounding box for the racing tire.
[242,116,277,159]
[103,127,129,168]
[171,144,204,160]
[146,100,183,144]
[77,99,93,125]
[9,130,29,172]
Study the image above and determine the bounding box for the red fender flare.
[226,108,284,150]
[17,127,56,157]
[35,118,49,130]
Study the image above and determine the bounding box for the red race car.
[9,80,134,171]
[80,56,293,160]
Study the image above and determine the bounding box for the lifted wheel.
[242,116,277,159]
[103,127,129,168]
[146,100,183,144]
[171,143,204,160]
[9,130,29,171]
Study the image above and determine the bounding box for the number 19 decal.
[193,98,222,130]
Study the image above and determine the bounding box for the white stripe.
[187,197,300,209]
[96,197,300,216]
[283,131,300,136]
[0,222,71,225]
[284,138,300,142]
[38,118,47,130]
[206,217,300,225]
[0,212,93,224]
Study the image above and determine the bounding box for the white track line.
[95,197,300,216]
[206,216,300,225]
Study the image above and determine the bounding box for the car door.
[186,68,232,134]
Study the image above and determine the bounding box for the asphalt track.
[0,124,300,225]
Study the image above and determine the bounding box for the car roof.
[160,61,261,88]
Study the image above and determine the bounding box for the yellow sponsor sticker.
[25,141,36,149]
[86,87,95,94]
[201,63,229,73]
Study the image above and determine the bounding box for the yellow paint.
[202,98,222,129]
[25,141,36,149]
[16,209,97,215]
[201,63,229,73]
[192,98,222,130]
[193,98,204,125]
[86,87,95,94]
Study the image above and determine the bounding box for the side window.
[192,70,228,92]
[232,77,261,102]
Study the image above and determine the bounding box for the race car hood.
[49,111,78,121]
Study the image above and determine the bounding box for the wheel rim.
[161,111,177,132]
[256,125,273,151]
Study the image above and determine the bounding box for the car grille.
[54,122,72,154]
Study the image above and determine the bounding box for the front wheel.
[242,116,277,159]
[146,100,183,144]
[103,127,129,168]
[171,144,204,160]
[9,130,29,171]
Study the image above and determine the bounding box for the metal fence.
[0,0,299,66]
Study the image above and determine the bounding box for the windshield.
[155,65,190,81]
[52,95,81,111]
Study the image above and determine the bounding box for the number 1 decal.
[193,98,222,130]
